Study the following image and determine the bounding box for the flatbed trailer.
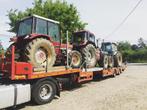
[0,46,126,109]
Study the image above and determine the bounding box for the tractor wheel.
[70,50,82,68]
[24,38,56,67]
[98,54,109,69]
[114,52,123,67]
[5,43,15,57]
[5,43,20,60]
[82,44,97,68]
[108,56,114,68]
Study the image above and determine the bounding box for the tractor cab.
[101,42,118,55]
[14,14,60,43]
[71,30,96,47]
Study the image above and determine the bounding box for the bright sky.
[0,0,146,48]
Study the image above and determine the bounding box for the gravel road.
[19,64,147,110]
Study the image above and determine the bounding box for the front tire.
[98,54,109,69]
[108,55,114,68]
[70,50,82,68]
[114,52,122,67]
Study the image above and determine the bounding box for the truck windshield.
[72,32,85,43]
[17,18,32,36]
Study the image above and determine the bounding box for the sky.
[0,0,146,48]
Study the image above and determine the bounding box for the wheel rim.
[39,84,53,100]
[87,51,92,61]
[35,48,51,65]
[72,53,81,66]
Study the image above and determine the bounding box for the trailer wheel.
[98,54,109,69]
[112,72,116,77]
[31,80,56,105]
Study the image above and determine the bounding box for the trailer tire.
[98,54,108,69]
[70,50,82,68]
[114,52,122,67]
[31,80,56,105]
[82,44,97,67]
[24,38,56,67]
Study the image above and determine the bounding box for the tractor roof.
[102,42,117,46]
[21,14,60,24]
[74,30,95,35]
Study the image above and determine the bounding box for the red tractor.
[70,30,109,68]
[7,15,67,68]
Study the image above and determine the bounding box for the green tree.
[118,41,132,51]
[0,40,4,54]
[138,37,146,48]
[118,41,147,63]
[7,0,87,42]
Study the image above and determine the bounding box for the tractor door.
[48,22,61,54]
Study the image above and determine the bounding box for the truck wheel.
[114,52,122,67]
[108,56,114,68]
[82,44,97,67]
[98,54,108,69]
[24,38,56,67]
[70,50,82,68]
[31,80,56,105]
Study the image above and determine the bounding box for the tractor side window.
[112,44,117,51]
[89,34,95,43]
[36,18,47,35]
[73,32,85,43]
[18,18,32,36]
[48,22,60,42]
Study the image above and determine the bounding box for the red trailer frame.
[0,46,126,82]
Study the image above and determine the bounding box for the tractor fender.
[27,34,53,42]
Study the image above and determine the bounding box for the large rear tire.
[24,38,56,67]
[82,44,97,68]
[114,52,122,67]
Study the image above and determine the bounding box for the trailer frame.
[0,46,126,109]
